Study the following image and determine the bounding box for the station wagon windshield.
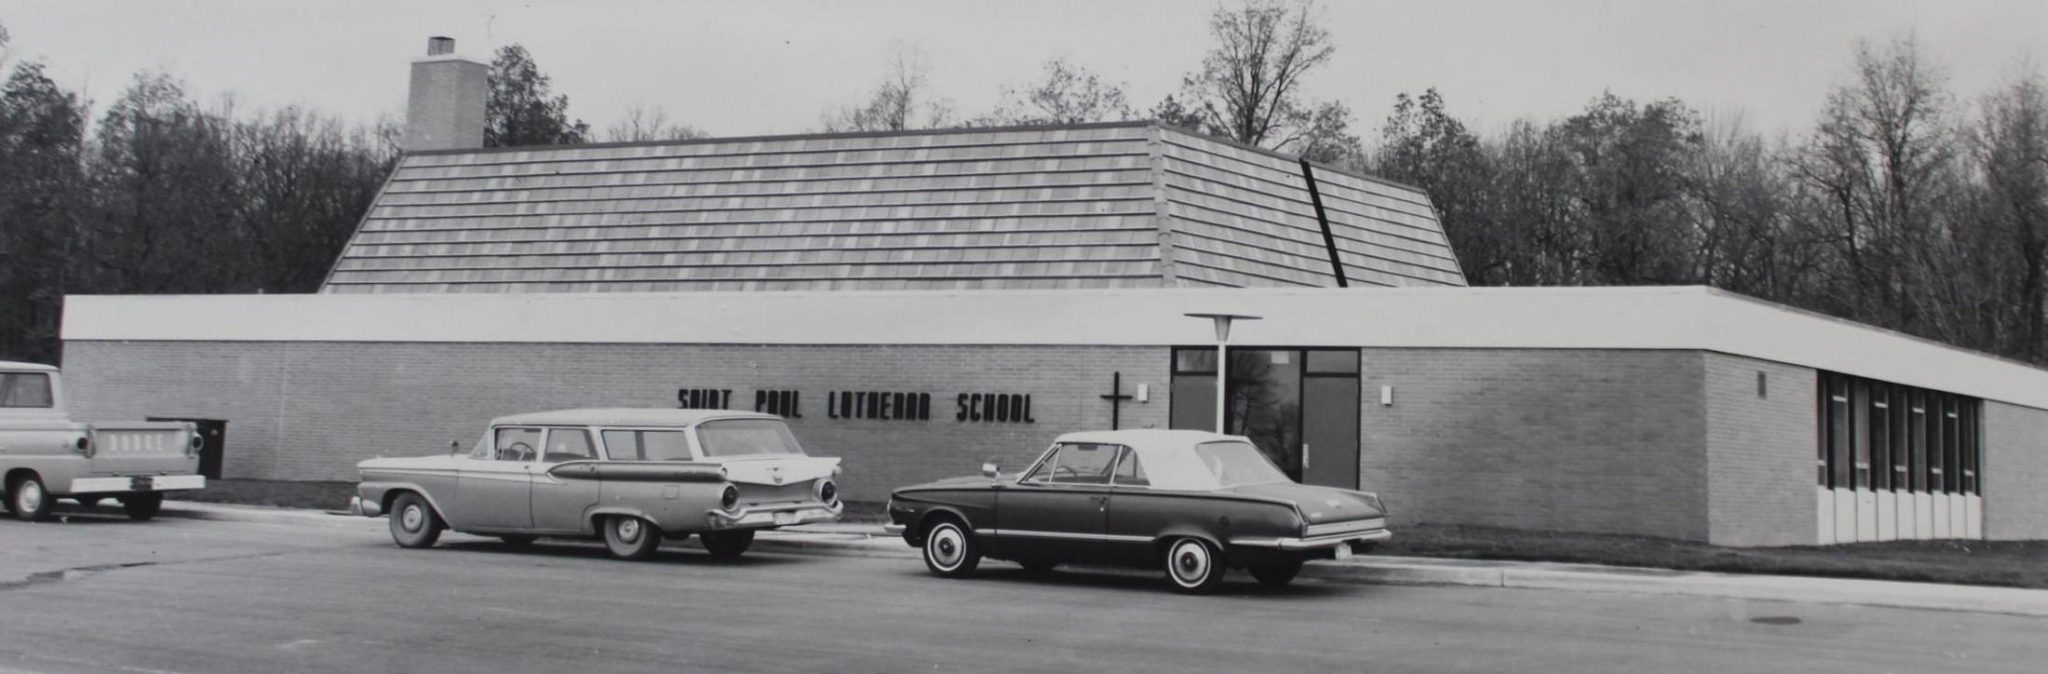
[696,419,807,458]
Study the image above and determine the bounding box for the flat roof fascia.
[61,286,2048,410]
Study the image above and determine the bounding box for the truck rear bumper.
[68,475,205,494]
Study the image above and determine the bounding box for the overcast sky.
[2,0,2044,142]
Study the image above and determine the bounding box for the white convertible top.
[1050,429,1259,491]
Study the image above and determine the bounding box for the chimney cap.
[427,36,455,56]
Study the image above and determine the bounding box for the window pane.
[1828,377,1851,489]
[1304,350,1360,374]
[1868,388,1891,491]
[0,373,53,408]
[1943,397,1961,494]
[495,427,542,461]
[543,429,595,463]
[1113,447,1149,486]
[1909,393,1927,492]
[1047,443,1117,484]
[1175,348,1217,374]
[1850,380,1869,489]
[1023,447,1062,483]
[697,419,807,458]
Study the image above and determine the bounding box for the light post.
[1184,313,1261,434]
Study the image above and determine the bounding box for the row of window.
[366,199,1159,225]
[395,156,1152,190]
[327,276,1170,293]
[380,169,1156,203]
[483,420,803,463]
[373,184,1157,217]
[1818,371,1982,494]
[328,259,1164,284]
[400,143,1153,181]
[346,228,1159,258]
[333,244,1161,272]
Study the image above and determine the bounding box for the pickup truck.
[1,361,206,521]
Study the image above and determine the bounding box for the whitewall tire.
[388,493,443,549]
[1165,537,1225,594]
[603,515,663,560]
[921,520,981,578]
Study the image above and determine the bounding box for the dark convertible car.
[884,429,1391,594]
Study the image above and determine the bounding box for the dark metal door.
[1301,377,1360,489]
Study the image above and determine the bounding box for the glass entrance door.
[1169,348,1360,488]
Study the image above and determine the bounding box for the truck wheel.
[700,530,755,559]
[1164,537,1225,594]
[121,493,164,521]
[602,515,663,560]
[8,474,52,522]
[388,492,443,549]
[921,519,981,578]
[1248,558,1304,587]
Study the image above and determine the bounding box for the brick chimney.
[403,36,488,152]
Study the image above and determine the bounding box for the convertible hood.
[720,456,840,486]
[1222,482,1386,523]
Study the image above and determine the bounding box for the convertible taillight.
[720,485,740,511]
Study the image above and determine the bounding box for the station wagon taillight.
[816,479,838,505]
[75,435,92,458]
[720,485,740,511]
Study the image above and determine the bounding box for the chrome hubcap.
[616,518,642,543]
[928,526,963,569]
[400,504,423,532]
[19,482,42,512]
[1171,542,1210,584]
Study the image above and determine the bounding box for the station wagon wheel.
[8,474,52,522]
[1164,538,1225,594]
[602,515,663,561]
[921,519,980,578]
[388,492,443,549]
[1248,558,1304,588]
[120,493,164,521]
[700,530,755,560]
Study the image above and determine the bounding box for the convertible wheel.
[120,493,164,521]
[1248,558,1304,588]
[8,474,52,522]
[388,493,444,549]
[700,530,755,559]
[1164,538,1225,594]
[602,515,663,560]
[499,534,539,547]
[921,520,981,578]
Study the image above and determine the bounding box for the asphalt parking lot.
[2,507,2044,673]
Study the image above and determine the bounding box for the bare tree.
[979,57,1133,126]
[1173,0,1357,162]
[605,106,709,143]
[1971,67,2048,360]
[822,47,952,133]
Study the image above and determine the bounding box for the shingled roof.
[321,121,1466,293]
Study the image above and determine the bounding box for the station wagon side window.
[1023,443,1118,485]
[0,373,53,408]
[541,428,596,463]
[1111,447,1149,487]
[600,430,697,461]
[494,427,542,462]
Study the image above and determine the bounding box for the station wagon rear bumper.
[706,500,843,530]
[1231,527,1392,551]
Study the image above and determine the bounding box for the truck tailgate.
[90,423,200,475]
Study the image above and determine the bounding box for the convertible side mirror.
[981,462,1000,479]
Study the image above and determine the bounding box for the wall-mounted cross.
[1100,371,1135,430]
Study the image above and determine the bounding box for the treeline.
[1371,37,2048,365]
[4,4,2045,369]
[0,48,396,363]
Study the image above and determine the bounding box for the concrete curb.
[162,501,2048,617]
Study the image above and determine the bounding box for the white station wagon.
[352,408,843,560]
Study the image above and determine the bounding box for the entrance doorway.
[1168,348,1360,489]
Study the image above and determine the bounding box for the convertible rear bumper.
[1230,527,1392,551]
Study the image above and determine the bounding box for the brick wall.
[1702,353,1817,546]
[1984,400,2048,540]
[60,341,1170,502]
[1356,348,1711,542]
